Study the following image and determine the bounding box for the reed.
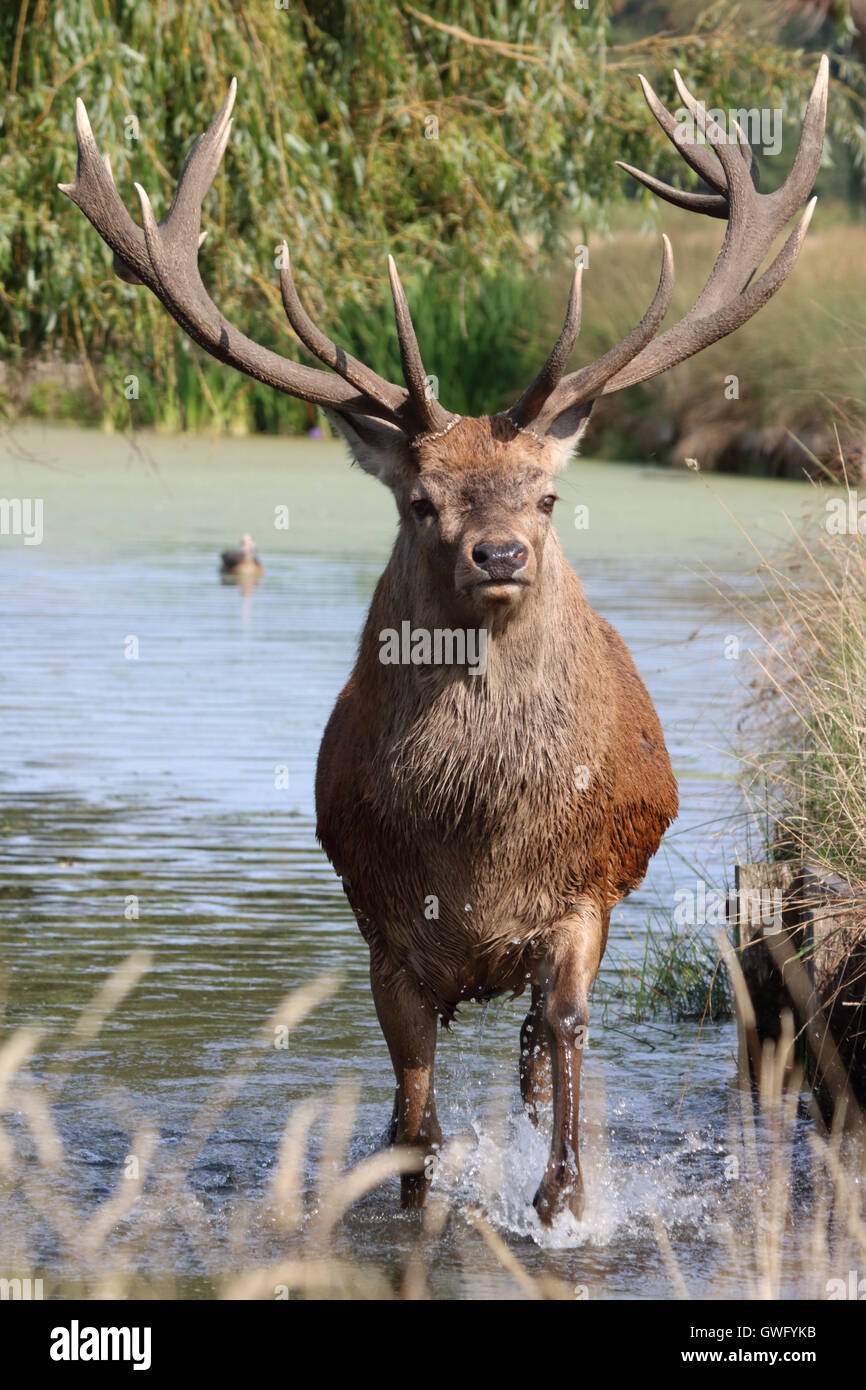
[730,473,866,890]
[1,952,864,1299]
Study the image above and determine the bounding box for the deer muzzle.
[471,540,529,580]
[458,536,535,608]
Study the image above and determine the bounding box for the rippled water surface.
[0,425,818,1298]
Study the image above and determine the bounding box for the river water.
[0,423,822,1298]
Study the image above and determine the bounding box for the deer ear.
[542,400,595,474]
[325,410,414,487]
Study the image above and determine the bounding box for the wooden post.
[796,861,866,1123]
[730,859,866,1125]
[731,861,798,1084]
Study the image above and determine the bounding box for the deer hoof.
[400,1170,431,1209]
[533,1176,585,1225]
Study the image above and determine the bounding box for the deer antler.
[507,56,828,433]
[59,82,453,436]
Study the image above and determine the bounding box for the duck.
[219,533,264,583]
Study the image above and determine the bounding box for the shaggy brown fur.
[316,414,678,1220]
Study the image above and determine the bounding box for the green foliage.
[0,0,859,431]
[598,916,732,1024]
[340,267,555,418]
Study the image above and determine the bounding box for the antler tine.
[160,78,237,257]
[615,68,759,221]
[59,98,156,286]
[278,245,408,419]
[672,70,756,187]
[640,71,730,195]
[532,237,674,430]
[59,87,410,421]
[507,266,582,426]
[614,161,729,219]
[507,56,827,421]
[601,195,817,395]
[387,257,453,433]
[767,52,829,218]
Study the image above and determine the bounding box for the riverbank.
[731,479,866,1119]
[737,480,866,890]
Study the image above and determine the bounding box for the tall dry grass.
[2,952,866,1299]
[652,932,866,1300]
[727,469,866,886]
[0,956,576,1300]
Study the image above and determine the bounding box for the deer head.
[60,59,828,624]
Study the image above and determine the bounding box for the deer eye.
[538,494,557,514]
[411,498,437,520]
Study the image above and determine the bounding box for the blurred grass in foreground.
[1,955,865,1299]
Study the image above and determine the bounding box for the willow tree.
[0,0,858,429]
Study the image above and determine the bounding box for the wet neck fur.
[363,536,604,833]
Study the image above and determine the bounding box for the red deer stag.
[61,58,828,1221]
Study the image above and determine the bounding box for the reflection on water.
[0,425,819,1297]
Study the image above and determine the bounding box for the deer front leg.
[520,985,551,1125]
[370,959,442,1209]
[532,902,604,1224]
[387,1088,399,1145]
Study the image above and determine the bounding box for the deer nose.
[471,540,529,578]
